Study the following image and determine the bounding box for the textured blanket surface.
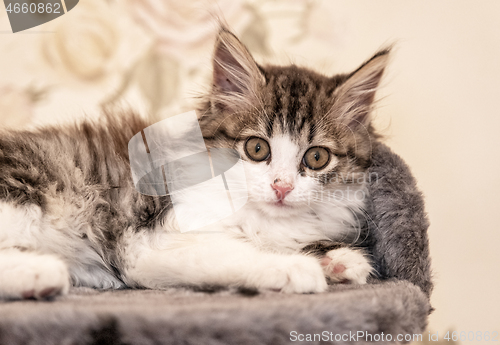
[0,281,430,345]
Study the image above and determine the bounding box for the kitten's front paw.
[321,248,372,285]
[254,255,327,294]
[0,253,70,300]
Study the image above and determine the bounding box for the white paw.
[252,255,327,294]
[321,248,372,285]
[0,252,70,300]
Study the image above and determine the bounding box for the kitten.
[0,28,388,299]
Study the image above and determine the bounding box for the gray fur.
[367,142,433,297]
[0,111,172,284]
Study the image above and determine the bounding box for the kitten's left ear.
[332,48,391,129]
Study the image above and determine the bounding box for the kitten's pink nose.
[271,180,294,201]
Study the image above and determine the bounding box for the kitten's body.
[0,29,388,299]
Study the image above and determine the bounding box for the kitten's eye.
[303,147,330,170]
[244,137,270,162]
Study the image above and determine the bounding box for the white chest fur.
[210,194,367,254]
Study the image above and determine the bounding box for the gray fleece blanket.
[0,143,433,345]
[0,282,429,345]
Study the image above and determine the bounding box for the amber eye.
[303,147,330,170]
[244,137,270,162]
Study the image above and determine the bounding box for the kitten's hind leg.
[0,249,70,300]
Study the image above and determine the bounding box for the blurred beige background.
[0,0,499,340]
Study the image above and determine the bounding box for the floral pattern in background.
[0,0,339,126]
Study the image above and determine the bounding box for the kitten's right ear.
[211,28,264,110]
[331,48,391,129]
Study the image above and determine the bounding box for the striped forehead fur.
[200,29,390,176]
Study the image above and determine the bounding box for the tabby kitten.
[0,29,388,299]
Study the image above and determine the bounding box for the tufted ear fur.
[211,28,265,112]
[331,48,390,129]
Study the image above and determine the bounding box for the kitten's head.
[199,28,389,218]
